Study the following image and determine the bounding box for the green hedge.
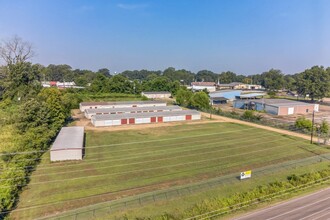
[128,169,330,220]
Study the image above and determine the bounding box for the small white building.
[79,101,167,112]
[191,82,216,92]
[57,82,76,88]
[141,91,171,99]
[91,110,201,127]
[50,127,84,162]
[84,105,182,119]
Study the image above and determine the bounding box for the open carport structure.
[79,101,167,112]
[91,110,201,127]
[84,105,182,119]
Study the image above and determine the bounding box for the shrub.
[295,117,312,132]
[241,110,262,121]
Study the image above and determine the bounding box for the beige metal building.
[141,91,171,99]
[50,127,84,162]
[234,99,319,115]
[84,105,182,119]
[91,110,201,127]
[79,101,166,112]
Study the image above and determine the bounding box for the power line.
[1,131,283,172]
[0,127,256,157]
[7,157,330,219]
[4,134,288,179]
[0,141,306,187]
[4,147,318,216]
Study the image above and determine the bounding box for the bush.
[241,110,262,121]
[135,169,330,220]
[295,117,312,132]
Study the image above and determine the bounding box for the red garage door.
[151,117,157,123]
[186,115,192,120]
[158,117,163,123]
[121,118,127,125]
[129,118,135,124]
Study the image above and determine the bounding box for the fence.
[39,153,330,220]
[208,108,330,145]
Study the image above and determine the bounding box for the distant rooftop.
[80,100,166,106]
[85,105,181,114]
[191,82,216,86]
[236,93,266,98]
[254,99,315,107]
[218,82,245,86]
[142,91,171,94]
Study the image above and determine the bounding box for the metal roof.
[210,97,229,101]
[85,105,182,114]
[80,100,166,106]
[236,93,266,98]
[92,110,200,121]
[191,82,216,86]
[142,91,171,94]
[51,127,84,151]
[253,99,315,107]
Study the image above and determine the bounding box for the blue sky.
[0,0,330,75]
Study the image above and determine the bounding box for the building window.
[306,109,309,113]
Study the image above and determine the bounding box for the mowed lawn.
[11,122,329,219]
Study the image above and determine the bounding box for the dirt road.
[72,109,321,143]
[201,112,315,142]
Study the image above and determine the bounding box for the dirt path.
[72,109,319,143]
[202,112,315,142]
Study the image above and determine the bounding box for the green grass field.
[11,122,330,219]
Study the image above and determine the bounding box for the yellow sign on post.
[240,170,252,180]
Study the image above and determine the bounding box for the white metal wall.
[192,114,201,120]
[93,112,201,127]
[51,149,82,162]
[104,120,121,126]
[135,118,151,124]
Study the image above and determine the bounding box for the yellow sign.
[240,170,252,180]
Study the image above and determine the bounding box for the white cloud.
[117,3,148,10]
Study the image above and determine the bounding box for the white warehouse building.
[79,101,167,112]
[141,91,171,99]
[84,105,182,119]
[50,127,85,162]
[91,110,201,127]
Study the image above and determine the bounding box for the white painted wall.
[136,118,151,124]
[51,149,82,162]
[192,114,201,120]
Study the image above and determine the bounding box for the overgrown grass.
[0,106,20,164]
[11,122,330,219]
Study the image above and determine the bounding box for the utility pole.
[310,110,315,144]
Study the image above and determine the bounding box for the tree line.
[0,36,81,217]
[1,36,330,102]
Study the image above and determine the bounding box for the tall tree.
[0,36,35,65]
[196,70,217,82]
[260,69,285,91]
[218,71,237,83]
[97,68,111,77]
[296,66,330,101]
[0,36,40,100]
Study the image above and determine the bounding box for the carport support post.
[310,110,315,144]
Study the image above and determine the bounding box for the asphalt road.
[234,187,330,220]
